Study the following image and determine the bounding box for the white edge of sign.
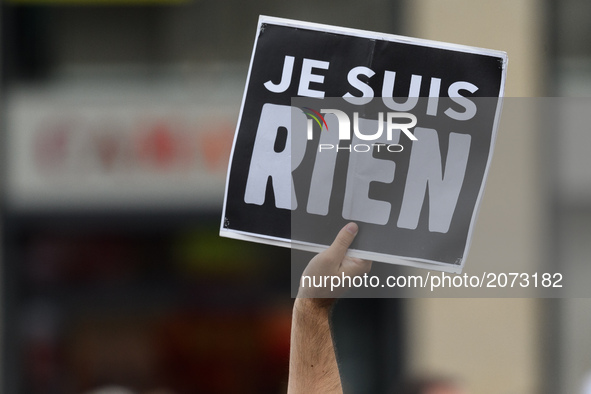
[257,15,508,62]
[219,15,267,235]
[220,14,508,274]
[220,228,463,274]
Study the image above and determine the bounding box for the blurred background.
[1,0,590,393]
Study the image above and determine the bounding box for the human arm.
[287,222,372,394]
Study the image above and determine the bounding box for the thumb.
[325,222,359,263]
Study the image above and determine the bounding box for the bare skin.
[287,222,372,394]
[287,223,468,394]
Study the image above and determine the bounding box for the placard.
[220,16,507,273]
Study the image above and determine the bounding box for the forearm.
[287,298,342,394]
[287,223,370,393]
